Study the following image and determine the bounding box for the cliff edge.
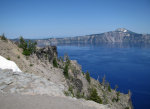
[0,36,132,109]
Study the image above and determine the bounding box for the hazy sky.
[0,0,150,39]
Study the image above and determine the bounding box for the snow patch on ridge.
[116,28,128,32]
[0,55,22,72]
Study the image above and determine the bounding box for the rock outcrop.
[0,69,65,96]
[35,46,57,63]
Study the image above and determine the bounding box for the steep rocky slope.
[0,37,132,109]
[36,28,150,46]
[0,38,67,86]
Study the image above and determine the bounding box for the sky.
[0,0,150,39]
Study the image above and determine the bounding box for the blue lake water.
[57,43,150,109]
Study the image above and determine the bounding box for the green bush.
[22,50,31,56]
[68,86,73,93]
[89,88,102,104]
[63,64,69,79]
[30,64,33,67]
[116,91,120,102]
[53,57,58,67]
[68,86,74,97]
[112,98,116,102]
[82,72,84,75]
[64,91,69,96]
[76,91,81,98]
[108,84,111,92]
[86,71,91,83]
[76,91,85,99]
[7,57,10,60]
[59,56,63,62]
[112,91,120,102]
[17,55,20,59]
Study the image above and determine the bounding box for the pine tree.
[108,83,111,92]
[89,88,102,104]
[53,57,58,67]
[86,71,91,83]
[19,36,37,56]
[1,33,7,41]
[63,64,69,79]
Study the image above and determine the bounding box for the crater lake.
[58,43,150,109]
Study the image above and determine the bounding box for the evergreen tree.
[53,57,58,67]
[86,71,91,83]
[108,84,111,92]
[89,88,102,104]
[102,75,106,86]
[63,64,69,79]
[19,36,27,50]
[19,36,37,56]
[1,33,7,41]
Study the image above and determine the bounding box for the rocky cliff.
[36,28,150,46]
[0,37,132,109]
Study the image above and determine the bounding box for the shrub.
[68,86,74,97]
[112,91,120,102]
[86,71,91,83]
[125,107,129,109]
[112,98,116,102]
[45,54,48,59]
[59,56,63,62]
[63,64,69,79]
[82,72,84,75]
[64,91,69,96]
[64,53,70,64]
[116,91,120,102]
[17,55,20,59]
[68,86,73,93]
[108,84,111,92]
[76,91,81,98]
[53,57,58,67]
[22,50,31,56]
[89,88,102,104]
[30,64,33,67]
[7,57,10,60]
[111,91,120,102]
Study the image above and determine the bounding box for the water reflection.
[38,42,150,48]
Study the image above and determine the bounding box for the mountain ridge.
[34,28,150,46]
